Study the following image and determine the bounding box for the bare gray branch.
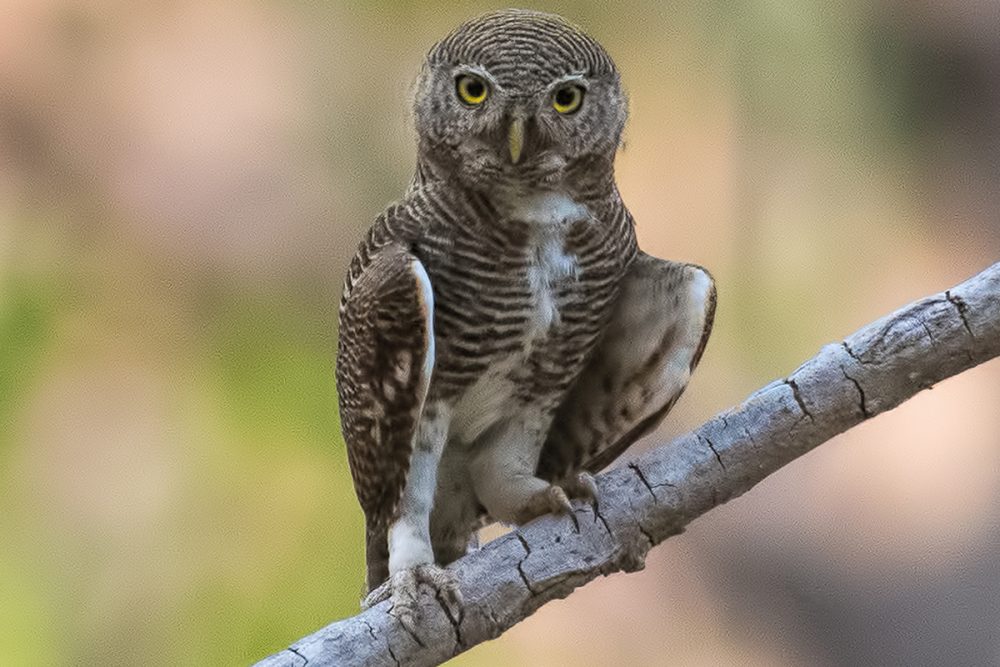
[256,262,1000,667]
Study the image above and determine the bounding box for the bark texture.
[256,262,1000,667]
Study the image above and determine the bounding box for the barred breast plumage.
[335,9,715,629]
[352,182,635,429]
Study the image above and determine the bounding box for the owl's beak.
[508,117,525,165]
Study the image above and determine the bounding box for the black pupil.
[556,88,576,107]
[464,79,484,98]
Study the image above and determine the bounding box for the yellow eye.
[456,74,489,106]
[552,85,584,114]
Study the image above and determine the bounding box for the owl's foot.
[510,473,599,525]
[362,563,463,633]
[511,484,572,524]
[563,471,599,505]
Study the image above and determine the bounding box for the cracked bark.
[255,262,1000,667]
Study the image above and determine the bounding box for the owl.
[336,9,715,628]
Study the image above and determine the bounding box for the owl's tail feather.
[365,521,389,593]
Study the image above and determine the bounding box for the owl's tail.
[364,521,389,593]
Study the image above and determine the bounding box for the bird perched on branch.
[336,8,716,628]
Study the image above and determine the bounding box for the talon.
[576,472,600,504]
[392,602,419,635]
[390,568,420,633]
[416,563,464,622]
[511,480,597,524]
[361,579,392,610]
[548,485,573,514]
[366,564,463,632]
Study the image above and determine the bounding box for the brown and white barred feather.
[336,243,434,589]
[539,252,717,481]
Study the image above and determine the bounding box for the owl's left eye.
[456,74,489,106]
[552,85,585,114]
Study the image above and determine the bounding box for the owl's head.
[413,10,626,196]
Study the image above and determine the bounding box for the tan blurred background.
[2,1,999,665]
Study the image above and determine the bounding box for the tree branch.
[256,262,1000,667]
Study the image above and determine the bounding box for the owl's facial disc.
[415,10,627,193]
[445,69,593,172]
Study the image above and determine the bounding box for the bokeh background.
[2,1,999,665]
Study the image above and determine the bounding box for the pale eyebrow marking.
[547,72,589,93]
[451,65,502,91]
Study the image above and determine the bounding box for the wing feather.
[336,243,434,531]
[539,251,716,480]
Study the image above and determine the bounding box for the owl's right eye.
[456,74,489,106]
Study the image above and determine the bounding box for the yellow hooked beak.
[508,117,525,164]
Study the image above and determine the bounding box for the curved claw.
[362,564,464,634]
[361,578,392,610]
[574,471,600,505]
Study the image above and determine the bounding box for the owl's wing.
[336,242,434,584]
[539,251,716,480]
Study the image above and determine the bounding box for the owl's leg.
[363,403,463,631]
[428,444,481,566]
[469,415,588,525]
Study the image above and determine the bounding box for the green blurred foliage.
[0,276,59,449]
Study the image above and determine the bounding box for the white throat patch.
[511,191,588,228]
[513,192,587,340]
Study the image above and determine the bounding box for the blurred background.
[2,1,999,665]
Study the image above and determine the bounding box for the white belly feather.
[518,191,585,340]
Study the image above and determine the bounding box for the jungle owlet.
[336,9,716,627]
